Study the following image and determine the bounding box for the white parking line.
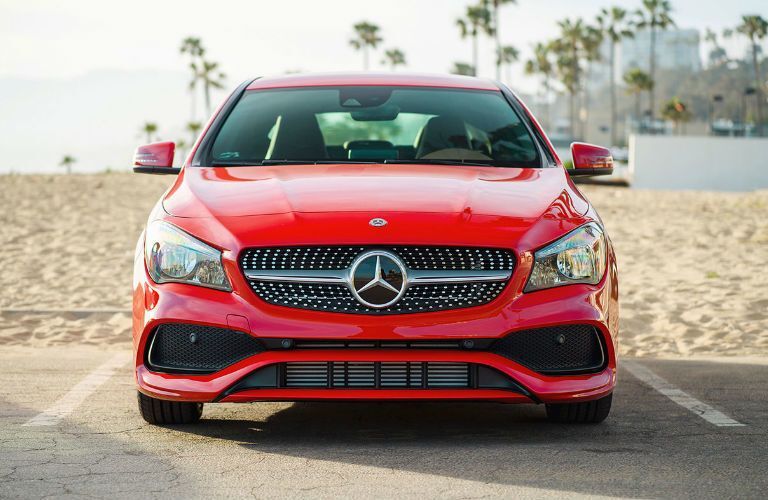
[623,359,745,427]
[23,352,130,427]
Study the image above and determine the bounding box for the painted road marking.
[23,352,129,427]
[623,359,745,427]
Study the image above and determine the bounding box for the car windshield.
[209,86,541,167]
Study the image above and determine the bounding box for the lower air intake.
[283,362,469,388]
[147,323,264,373]
[491,325,605,374]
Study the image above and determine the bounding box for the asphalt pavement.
[1,345,766,499]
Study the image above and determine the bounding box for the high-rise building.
[620,29,702,74]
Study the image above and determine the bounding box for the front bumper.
[132,244,619,404]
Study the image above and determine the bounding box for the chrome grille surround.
[241,246,514,314]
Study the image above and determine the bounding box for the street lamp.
[709,94,723,135]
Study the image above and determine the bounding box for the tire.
[137,391,203,425]
[545,393,612,424]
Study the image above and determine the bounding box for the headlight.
[525,222,607,292]
[144,221,231,291]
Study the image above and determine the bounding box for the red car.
[132,73,618,425]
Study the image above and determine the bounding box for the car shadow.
[167,359,768,497]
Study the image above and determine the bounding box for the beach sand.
[1,173,766,358]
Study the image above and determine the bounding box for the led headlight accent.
[145,221,231,291]
[525,222,606,292]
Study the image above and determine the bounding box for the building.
[620,29,702,74]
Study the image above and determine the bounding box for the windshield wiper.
[383,159,514,167]
[210,159,380,167]
[210,159,523,167]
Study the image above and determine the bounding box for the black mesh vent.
[248,281,507,314]
[491,325,605,374]
[241,246,515,272]
[393,247,515,270]
[147,323,264,373]
[283,362,470,388]
[241,247,366,271]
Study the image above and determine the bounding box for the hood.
[163,164,588,220]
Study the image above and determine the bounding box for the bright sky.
[1,0,764,91]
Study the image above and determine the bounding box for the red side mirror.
[133,142,180,175]
[568,142,614,176]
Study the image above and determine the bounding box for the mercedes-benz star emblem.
[369,218,388,227]
[349,250,407,308]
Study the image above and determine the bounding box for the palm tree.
[525,42,555,129]
[59,155,76,175]
[192,60,226,116]
[483,0,517,80]
[180,37,205,121]
[497,45,519,84]
[634,0,675,121]
[451,62,476,76]
[704,28,728,67]
[382,48,406,71]
[349,21,383,71]
[456,5,493,76]
[736,15,768,135]
[580,25,604,139]
[186,121,202,145]
[141,122,158,143]
[623,68,654,126]
[596,7,634,146]
[551,18,589,138]
[661,97,692,134]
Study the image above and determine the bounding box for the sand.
[1,173,766,358]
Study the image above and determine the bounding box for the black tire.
[137,391,203,425]
[545,393,612,424]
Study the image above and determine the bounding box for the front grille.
[283,362,470,388]
[491,325,605,374]
[249,281,508,314]
[241,246,515,271]
[241,246,514,314]
[147,323,264,373]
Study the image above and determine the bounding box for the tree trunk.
[363,46,369,71]
[472,31,479,76]
[649,27,656,122]
[752,39,765,136]
[583,63,591,141]
[635,92,641,129]
[610,41,617,146]
[544,78,551,130]
[570,92,576,139]
[190,86,196,122]
[494,2,501,81]
[205,84,211,116]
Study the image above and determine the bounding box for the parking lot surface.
[1,346,766,499]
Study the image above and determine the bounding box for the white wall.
[629,135,768,191]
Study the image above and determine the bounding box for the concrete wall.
[629,135,768,191]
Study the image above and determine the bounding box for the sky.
[0,0,765,172]
[1,0,764,87]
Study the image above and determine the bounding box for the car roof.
[246,72,500,91]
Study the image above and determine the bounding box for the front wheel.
[545,393,612,424]
[137,391,203,425]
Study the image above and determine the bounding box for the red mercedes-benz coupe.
[132,73,618,425]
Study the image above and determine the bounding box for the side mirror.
[133,142,180,175]
[568,142,614,176]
